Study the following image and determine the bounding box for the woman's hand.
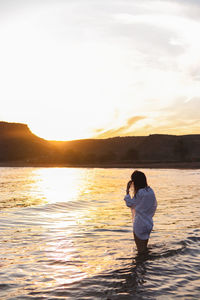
[126,180,133,195]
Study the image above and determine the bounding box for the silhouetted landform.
[0,122,53,161]
[0,121,200,168]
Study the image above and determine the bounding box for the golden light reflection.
[69,203,134,276]
[27,168,134,278]
[0,167,45,210]
[34,168,84,204]
[1,168,200,298]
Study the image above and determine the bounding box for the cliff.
[0,122,53,161]
[0,121,199,164]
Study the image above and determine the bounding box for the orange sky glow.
[0,0,200,140]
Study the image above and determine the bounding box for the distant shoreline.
[0,161,200,169]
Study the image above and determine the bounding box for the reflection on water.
[0,167,200,299]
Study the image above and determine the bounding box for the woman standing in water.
[124,170,157,254]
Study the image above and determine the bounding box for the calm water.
[0,167,200,299]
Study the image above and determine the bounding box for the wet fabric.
[124,187,157,240]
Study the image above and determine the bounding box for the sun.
[29,122,93,141]
[28,99,115,141]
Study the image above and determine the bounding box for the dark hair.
[131,170,148,194]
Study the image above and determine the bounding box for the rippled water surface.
[0,167,200,299]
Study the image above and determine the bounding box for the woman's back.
[134,187,157,218]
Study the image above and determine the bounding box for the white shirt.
[124,187,157,240]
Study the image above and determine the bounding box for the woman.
[124,170,157,254]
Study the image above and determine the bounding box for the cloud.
[1,0,200,139]
[165,0,200,20]
[161,97,200,121]
[94,116,146,138]
[133,97,200,135]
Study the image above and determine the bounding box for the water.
[0,167,200,299]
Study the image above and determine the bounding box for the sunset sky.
[0,0,200,140]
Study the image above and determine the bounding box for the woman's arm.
[124,181,137,208]
[124,194,136,207]
[126,180,132,195]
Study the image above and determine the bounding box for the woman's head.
[131,170,148,193]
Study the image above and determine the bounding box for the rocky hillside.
[0,121,199,164]
[0,122,53,161]
[52,134,200,163]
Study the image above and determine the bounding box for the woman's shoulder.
[138,186,154,196]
